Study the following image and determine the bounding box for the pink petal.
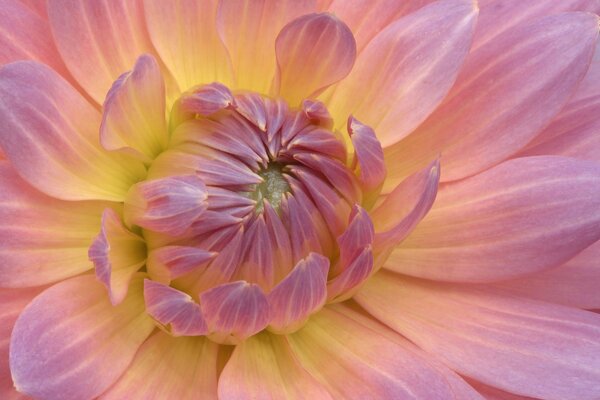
[348,116,386,199]
[19,0,49,18]
[287,305,484,399]
[89,208,146,305]
[267,253,329,333]
[219,332,332,399]
[334,205,374,275]
[199,281,270,344]
[124,175,208,235]
[179,82,235,116]
[100,54,168,161]
[390,157,600,282]
[10,275,154,400]
[275,13,356,105]
[147,246,216,284]
[48,0,157,104]
[302,99,333,128]
[468,379,540,400]
[101,333,218,400]
[217,0,317,94]
[493,241,600,309]
[385,11,599,185]
[236,215,277,290]
[356,271,600,400]
[143,279,207,336]
[0,162,107,287]
[0,61,146,201]
[144,0,232,91]
[326,246,373,302]
[327,0,477,148]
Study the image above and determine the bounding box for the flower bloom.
[1,0,600,399]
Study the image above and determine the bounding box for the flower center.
[251,162,290,213]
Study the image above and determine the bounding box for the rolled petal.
[101,333,218,400]
[275,13,356,105]
[124,175,208,235]
[287,305,484,399]
[89,208,147,305]
[10,275,154,400]
[144,0,233,91]
[493,241,600,309]
[302,99,333,128]
[327,0,477,148]
[389,157,600,282]
[48,0,157,104]
[143,280,207,336]
[327,246,373,302]
[147,246,216,284]
[217,0,317,94]
[100,54,168,161]
[219,332,332,399]
[0,61,146,201]
[348,116,386,199]
[267,253,329,333]
[356,271,600,400]
[334,205,374,274]
[179,82,235,116]
[0,162,108,287]
[199,281,270,344]
[385,11,599,185]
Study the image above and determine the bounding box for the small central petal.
[252,162,290,213]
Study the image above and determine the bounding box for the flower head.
[1,0,600,399]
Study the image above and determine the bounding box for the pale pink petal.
[179,82,235,116]
[48,0,157,104]
[89,209,146,305]
[19,0,48,18]
[493,241,600,309]
[199,281,270,344]
[10,275,154,400]
[385,12,599,185]
[390,157,600,282]
[468,379,538,400]
[0,61,146,201]
[143,279,207,336]
[124,175,208,235]
[219,332,332,400]
[0,162,108,287]
[100,54,168,161]
[287,305,484,399]
[267,253,329,333]
[327,0,477,148]
[147,246,216,284]
[144,0,232,91]
[356,271,600,400]
[217,0,317,94]
[0,287,45,400]
[275,13,356,105]
[101,333,218,400]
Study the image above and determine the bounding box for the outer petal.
[0,162,109,287]
[19,0,49,18]
[144,0,233,91]
[493,241,600,309]
[275,13,356,105]
[219,332,332,399]
[326,0,478,148]
[287,305,484,399]
[9,275,154,400]
[100,54,169,161]
[101,333,218,400]
[0,61,146,201]
[389,157,600,282]
[217,0,317,94]
[356,271,600,400]
[48,0,157,104]
[384,12,599,185]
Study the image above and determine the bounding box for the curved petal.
[287,305,484,399]
[219,332,332,399]
[389,157,600,282]
[326,0,478,148]
[217,0,317,94]
[356,271,600,400]
[384,12,599,185]
[348,116,386,198]
[147,246,216,284]
[144,0,233,91]
[101,333,219,400]
[0,162,109,288]
[493,241,600,309]
[9,275,154,400]
[48,0,157,104]
[0,61,146,201]
[275,13,356,105]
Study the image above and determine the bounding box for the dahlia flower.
[1,0,600,399]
